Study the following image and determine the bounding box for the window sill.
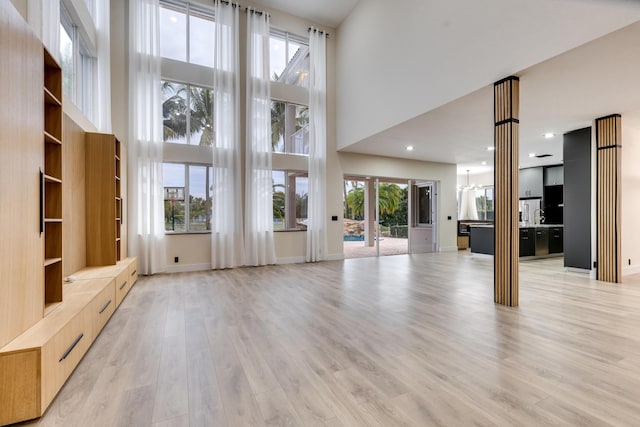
[275,228,307,233]
[165,231,211,235]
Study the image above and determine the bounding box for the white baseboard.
[439,246,458,253]
[325,253,345,261]
[276,256,306,265]
[623,265,640,276]
[164,263,211,273]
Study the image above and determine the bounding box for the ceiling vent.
[535,154,552,158]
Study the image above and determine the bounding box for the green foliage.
[162,81,214,146]
[273,183,285,222]
[345,183,407,224]
[271,101,285,151]
[345,186,364,219]
[380,186,408,226]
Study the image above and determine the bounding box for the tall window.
[273,170,308,230]
[162,80,214,146]
[163,163,213,232]
[269,31,309,87]
[160,2,215,67]
[271,101,308,154]
[60,2,96,121]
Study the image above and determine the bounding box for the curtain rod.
[308,27,330,37]
[217,0,268,16]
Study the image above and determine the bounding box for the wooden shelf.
[43,86,62,106]
[44,174,62,184]
[44,258,62,267]
[86,133,123,265]
[44,131,62,145]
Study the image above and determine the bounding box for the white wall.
[622,113,640,276]
[9,0,27,19]
[335,0,640,151]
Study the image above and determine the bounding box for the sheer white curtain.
[245,9,276,266]
[128,0,166,274]
[212,1,244,269]
[95,0,111,132]
[306,29,328,262]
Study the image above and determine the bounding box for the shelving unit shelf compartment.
[43,47,63,306]
[86,133,123,266]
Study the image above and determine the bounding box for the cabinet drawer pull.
[522,237,528,240]
[99,299,112,314]
[59,333,84,362]
[131,269,136,277]
[119,280,128,290]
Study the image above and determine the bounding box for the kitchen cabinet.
[544,165,564,186]
[535,228,549,256]
[519,167,543,199]
[519,228,535,256]
[549,227,564,254]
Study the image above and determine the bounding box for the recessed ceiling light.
[529,153,536,158]
[487,146,495,151]
[406,145,415,151]
[481,161,487,165]
[544,132,555,139]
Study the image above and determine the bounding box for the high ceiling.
[343,19,640,176]
[249,0,358,28]
[251,0,640,178]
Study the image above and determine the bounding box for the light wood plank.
[22,253,640,426]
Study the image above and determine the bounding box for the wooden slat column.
[596,114,622,283]
[494,76,520,306]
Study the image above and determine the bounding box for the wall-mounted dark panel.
[563,127,591,270]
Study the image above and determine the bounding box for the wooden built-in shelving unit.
[43,47,63,308]
[86,133,123,266]
[0,6,137,425]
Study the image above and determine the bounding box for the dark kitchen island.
[469,224,564,258]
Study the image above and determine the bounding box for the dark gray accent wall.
[563,127,592,270]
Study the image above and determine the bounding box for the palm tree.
[273,182,285,225]
[189,86,214,146]
[162,81,188,142]
[162,81,214,146]
[271,100,285,151]
[346,186,365,219]
[378,183,404,216]
[345,183,404,220]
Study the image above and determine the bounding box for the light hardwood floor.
[20,252,640,426]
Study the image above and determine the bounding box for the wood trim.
[494,77,519,306]
[596,114,622,283]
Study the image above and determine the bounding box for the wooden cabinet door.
[0,2,45,348]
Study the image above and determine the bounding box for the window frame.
[273,169,308,232]
[60,0,97,122]
[160,0,216,67]
[269,29,310,88]
[270,99,309,156]
[161,79,215,146]
[163,162,213,234]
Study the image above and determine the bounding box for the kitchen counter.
[469,224,564,229]
[469,224,564,257]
